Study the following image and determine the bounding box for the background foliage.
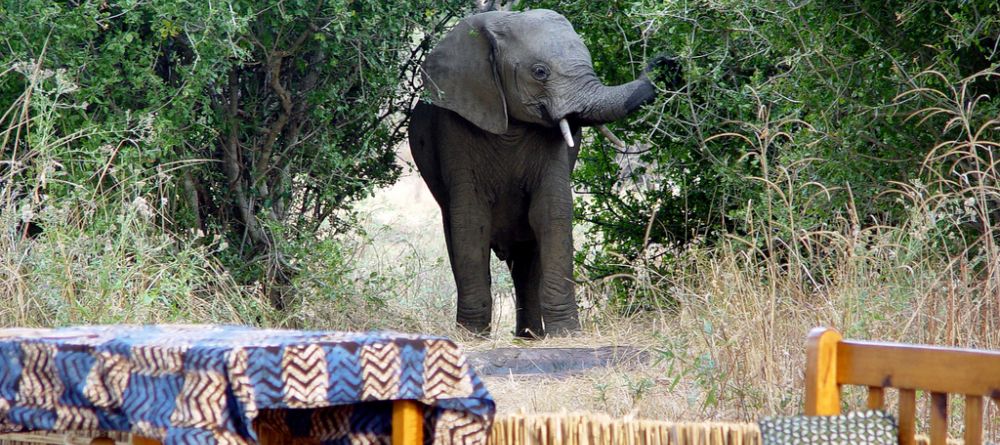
[2,0,999,325]
[520,0,1000,308]
[1,0,469,310]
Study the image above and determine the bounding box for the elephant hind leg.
[510,241,544,338]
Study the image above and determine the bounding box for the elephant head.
[422,9,679,145]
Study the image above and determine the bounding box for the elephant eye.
[531,64,550,81]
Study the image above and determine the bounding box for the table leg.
[392,400,424,445]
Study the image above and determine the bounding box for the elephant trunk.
[572,76,656,125]
[567,56,680,126]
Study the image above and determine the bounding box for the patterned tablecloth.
[0,325,494,444]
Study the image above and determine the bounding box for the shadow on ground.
[467,346,650,378]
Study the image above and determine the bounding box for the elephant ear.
[422,12,508,134]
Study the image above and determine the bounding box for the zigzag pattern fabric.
[0,325,494,444]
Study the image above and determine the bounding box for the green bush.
[1,0,470,306]
[519,0,999,307]
[4,0,998,322]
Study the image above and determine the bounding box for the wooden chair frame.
[805,327,1000,445]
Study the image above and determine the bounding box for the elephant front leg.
[528,192,581,336]
[444,194,494,336]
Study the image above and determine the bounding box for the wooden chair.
[805,327,1000,445]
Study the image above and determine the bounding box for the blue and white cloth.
[0,325,494,444]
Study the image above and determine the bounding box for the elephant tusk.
[559,118,575,147]
[596,125,627,149]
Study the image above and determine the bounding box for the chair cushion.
[759,410,897,445]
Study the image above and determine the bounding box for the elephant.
[408,9,680,337]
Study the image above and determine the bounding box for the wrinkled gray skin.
[409,9,672,337]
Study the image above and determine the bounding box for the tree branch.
[222,69,267,248]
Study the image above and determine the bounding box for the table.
[0,325,494,444]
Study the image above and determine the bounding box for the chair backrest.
[804,327,1000,445]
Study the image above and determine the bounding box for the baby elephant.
[409,9,680,337]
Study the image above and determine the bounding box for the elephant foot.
[457,319,491,338]
[513,326,543,339]
[544,318,581,337]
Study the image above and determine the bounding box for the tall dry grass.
[0,58,276,328]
